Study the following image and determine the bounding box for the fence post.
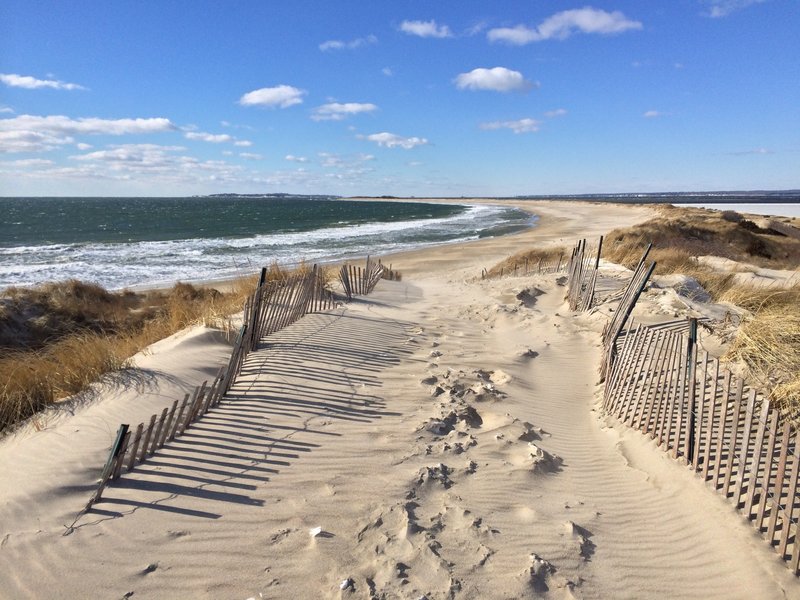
[685,318,698,464]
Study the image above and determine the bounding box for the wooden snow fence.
[602,319,800,574]
[338,255,386,301]
[480,253,566,280]
[84,264,338,511]
[565,236,604,312]
[599,244,656,380]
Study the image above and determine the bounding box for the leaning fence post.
[86,424,129,507]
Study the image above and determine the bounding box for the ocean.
[0,196,533,291]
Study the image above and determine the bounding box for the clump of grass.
[486,246,568,278]
[723,287,800,419]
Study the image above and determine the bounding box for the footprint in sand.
[564,521,596,561]
[474,368,511,386]
[521,554,578,596]
[421,405,483,436]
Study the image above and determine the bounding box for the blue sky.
[0,0,797,196]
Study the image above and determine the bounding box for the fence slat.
[691,350,709,469]
[138,414,157,464]
[701,359,722,481]
[721,379,745,498]
[755,407,780,528]
[656,333,681,446]
[734,389,758,506]
[125,423,144,472]
[711,371,733,490]
[780,439,800,560]
[767,422,792,545]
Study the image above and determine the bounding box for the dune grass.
[722,286,800,418]
[0,274,266,432]
[0,261,341,432]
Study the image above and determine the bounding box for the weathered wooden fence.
[565,237,604,312]
[600,244,656,380]
[338,255,386,301]
[480,254,566,280]
[602,309,800,574]
[84,261,362,510]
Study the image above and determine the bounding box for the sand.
[1,200,798,599]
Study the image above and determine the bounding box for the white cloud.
[382,67,393,77]
[544,108,568,118]
[0,158,54,168]
[239,85,306,108]
[319,34,377,51]
[454,67,536,93]
[360,132,429,149]
[234,140,253,147]
[185,131,234,143]
[311,102,378,121]
[0,73,87,91]
[488,8,642,44]
[0,114,175,135]
[239,152,264,160]
[400,20,453,38]
[76,142,93,150]
[285,154,308,162]
[0,114,175,153]
[704,0,768,18]
[729,147,774,155]
[643,110,665,118]
[480,118,541,134]
[0,106,14,114]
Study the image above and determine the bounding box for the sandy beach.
[1,200,798,599]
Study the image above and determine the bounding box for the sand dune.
[1,201,798,598]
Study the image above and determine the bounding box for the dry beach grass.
[0,274,264,432]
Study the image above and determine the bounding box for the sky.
[0,0,798,197]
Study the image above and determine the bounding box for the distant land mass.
[200,191,800,204]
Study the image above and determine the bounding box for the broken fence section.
[338,255,387,301]
[565,236,604,312]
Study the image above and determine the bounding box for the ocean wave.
[0,203,531,290]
